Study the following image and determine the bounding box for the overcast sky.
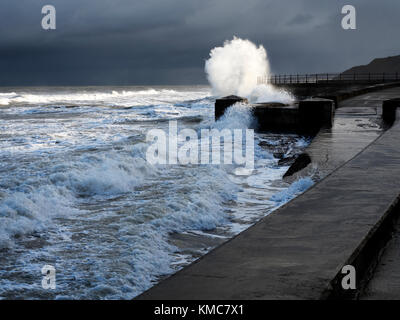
[0,0,399,86]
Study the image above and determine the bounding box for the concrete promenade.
[138,87,400,300]
[285,88,400,181]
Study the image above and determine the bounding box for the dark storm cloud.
[287,14,314,26]
[0,0,399,85]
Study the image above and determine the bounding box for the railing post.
[306,74,308,84]
[397,72,398,81]
[383,72,385,82]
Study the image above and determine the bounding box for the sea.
[0,86,313,299]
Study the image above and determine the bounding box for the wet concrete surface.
[284,89,400,182]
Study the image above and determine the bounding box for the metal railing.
[257,73,400,85]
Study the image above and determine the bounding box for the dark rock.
[283,153,312,178]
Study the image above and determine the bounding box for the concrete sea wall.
[137,87,400,300]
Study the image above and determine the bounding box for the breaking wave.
[205,37,293,103]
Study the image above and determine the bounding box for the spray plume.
[205,37,292,103]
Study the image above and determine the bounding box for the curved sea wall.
[137,87,400,300]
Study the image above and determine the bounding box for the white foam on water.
[49,155,149,198]
[212,102,256,130]
[0,186,80,249]
[270,177,314,204]
[0,86,312,299]
[249,84,294,104]
[0,92,19,105]
[0,88,211,107]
